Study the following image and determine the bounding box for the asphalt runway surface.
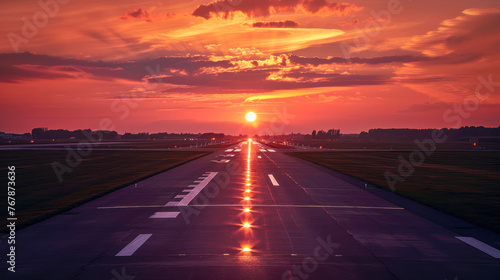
[1,140,499,279]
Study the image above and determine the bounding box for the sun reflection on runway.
[239,138,257,253]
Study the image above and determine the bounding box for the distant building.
[0,132,32,140]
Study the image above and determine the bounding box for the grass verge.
[287,151,500,233]
[0,150,210,232]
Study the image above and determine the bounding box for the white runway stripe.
[150,212,180,218]
[268,149,276,152]
[268,174,279,186]
[174,195,186,199]
[165,201,178,206]
[171,172,218,206]
[455,237,500,258]
[115,234,152,256]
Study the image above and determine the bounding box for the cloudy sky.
[1,0,499,134]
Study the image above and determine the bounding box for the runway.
[1,140,499,279]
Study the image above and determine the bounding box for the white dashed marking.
[165,201,178,206]
[211,159,230,163]
[150,212,180,219]
[268,174,279,186]
[455,237,500,258]
[115,234,152,256]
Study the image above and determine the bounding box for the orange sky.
[1,0,499,134]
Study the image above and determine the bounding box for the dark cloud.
[0,64,75,83]
[0,52,233,83]
[147,68,386,90]
[288,54,431,66]
[121,8,151,22]
[0,52,397,91]
[252,20,299,28]
[192,0,361,19]
[301,0,354,14]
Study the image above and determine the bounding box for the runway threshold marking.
[455,237,500,258]
[165,172,218,206]
[268,174,280,186]
[211,159,230,163]
[115,234,152,256]
[150,212,180,218]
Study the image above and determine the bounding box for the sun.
[245,112,257,122]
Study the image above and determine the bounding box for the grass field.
[282,140,500,150]
[0,150,209,231]
[288,151,500,233]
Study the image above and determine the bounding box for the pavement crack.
[68,251,106,280]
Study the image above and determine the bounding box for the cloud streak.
[252,20,299,28]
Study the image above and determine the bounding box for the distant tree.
[312,130,317,139]
[317,130,326,139]
[31,127,47,139]
[327,129,333,139]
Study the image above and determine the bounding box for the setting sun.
[245,112,257,122]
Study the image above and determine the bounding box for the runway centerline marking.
[115,234,152,256]
[268,174,279,186]
[150,212,180,218]
[455,236,500,258]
